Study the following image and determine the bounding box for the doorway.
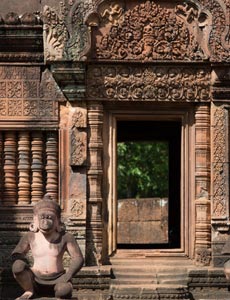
[116,121,181,249]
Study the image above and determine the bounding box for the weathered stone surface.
[117,198,168,244]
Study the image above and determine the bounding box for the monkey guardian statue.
[11,195,84,299]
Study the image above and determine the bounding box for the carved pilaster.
[46,131,58,202]
[18,132,31,204]
[31,132,44,203]
[194,104,211,265]
[211,104,228,220]
[87,102,103,265]
[195,104,211,198]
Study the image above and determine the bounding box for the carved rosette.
[95,0,209,61]
[211,105,229,220]
[43,0,94,62]
[87,65,211,102]
[86,102,103,265]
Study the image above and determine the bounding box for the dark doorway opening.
[117,121,181,249]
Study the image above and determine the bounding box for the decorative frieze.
[87,65,211,102]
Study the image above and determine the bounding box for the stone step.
[110,283,188,289]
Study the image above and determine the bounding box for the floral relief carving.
[199,0,230,62]
[212,106,227,218]
[87,65,211,102]
[23,81,38,98]
[7,82,23,98]
[0,100,7,116]
[70,198,84,217]
[43,0,94,62]
[0,66,61,120]
[8,100,23,116]
[71,109,87,128]
[70,129,87,166]
[95,0,209,61]
[0,82,6,98]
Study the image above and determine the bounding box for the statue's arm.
[11,233,31,261]
[64,233,84,281]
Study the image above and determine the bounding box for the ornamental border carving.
[87,65,211,102]
[211,104,229,220]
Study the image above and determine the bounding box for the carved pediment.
[94,0,212,61]
[42,0,230,62]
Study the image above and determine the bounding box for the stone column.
[3,132,17,204]
[18,131,31,204]
[194,104,211,266]
[46,131,58,202]
[87,102,103,266]
[31,131,44,203]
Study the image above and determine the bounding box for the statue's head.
[30,194,65,234]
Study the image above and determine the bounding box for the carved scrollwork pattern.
[70,129,87,166]
[95,0,208,61]
[212,105,228,218]
[87,65,211,102]
[71,110,87,128]
[199,0,230,62]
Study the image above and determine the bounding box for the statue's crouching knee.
[12,259,27,276]
[54,282,73,299]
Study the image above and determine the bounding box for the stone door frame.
[102,104,195,259]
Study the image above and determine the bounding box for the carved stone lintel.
[87,65,211,102]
